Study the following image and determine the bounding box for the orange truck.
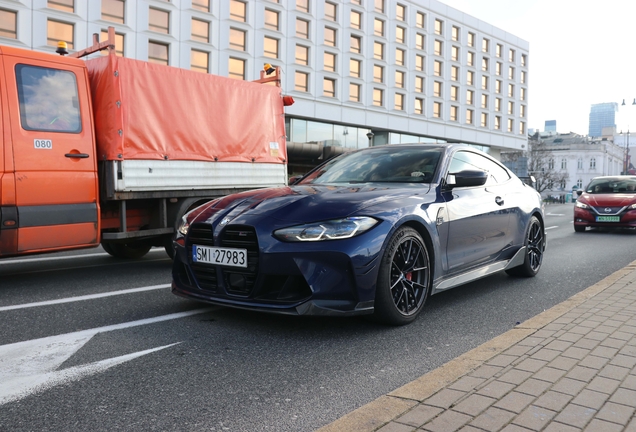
[0,29,291,259]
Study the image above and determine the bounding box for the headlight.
[575,201,589,209]
[630,203,636,210]
[175,214,190,239]
[274,216,379,242]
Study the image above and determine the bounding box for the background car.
[574,175,636,232]
[172,144,546,325]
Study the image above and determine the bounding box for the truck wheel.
[102,242,152,259]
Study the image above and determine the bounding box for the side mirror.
[446,170,488,188]
[576,189,583,196]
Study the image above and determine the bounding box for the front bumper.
[574,207,636,228]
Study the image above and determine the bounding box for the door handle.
[495,196,504,206]
[65,153,89,158]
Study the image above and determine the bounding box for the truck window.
[15,64,82,133]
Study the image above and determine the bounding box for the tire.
[101,242,152,259]
[373,226,431,326]
[574,225,586,233]
[505,216,544,277]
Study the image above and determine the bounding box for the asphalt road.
[1,202,635,432]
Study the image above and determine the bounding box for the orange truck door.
[4,53,99,254]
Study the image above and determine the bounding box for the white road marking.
[545,226,559,230]
[0,308,213,405]
[0,284,171,312]
[0,248,166,266]
[546,213,565,216]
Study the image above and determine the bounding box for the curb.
[316,261,636,432]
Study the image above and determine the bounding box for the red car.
[574,176,636,232]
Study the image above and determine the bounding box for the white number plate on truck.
[192,245,247,268]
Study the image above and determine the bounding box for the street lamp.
[366,131,374,147]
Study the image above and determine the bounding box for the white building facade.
[0,0,530,168]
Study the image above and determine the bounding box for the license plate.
[192,245,248,268]
[596,216,620,222]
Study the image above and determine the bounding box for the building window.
[415,33,425,50]
[434,60,442,77]
[467,51,474,66]
[495,80,502,94]
[192,18,209,43]
[351,10,361,29]
[102,0,125,24]
[433,101,442,118]
[149,8,169,34]
[324,27,336,46]
[520,87,526,100]
[450,105,458,121]
[509,66,515,80]
[192,0,210,12]
[100,30,124,56]
[230,0,247,21]
[415,98,424,114]
[481,75,488,90]
[508,101,514,115]
[48,0,73,12]
[450,65,459,81]
[373,64,383,83]
[373,42,383,60]
[148,40,169,65]
[374,0,384,13]
[296,0,309,13]
[520,105,526,117]
[295,71,309,91]
[577,179,583,189]
[350,59,361,77]
[350,35,361,53]
[394,93,404,110]
[324,51,336,71]
[323,78,335,97]
[590,158,596,169]
[451,46,459,61]
[416,12,425,28]
[495,62,502,76]
[230,28,246,51]
[495,116,501,130]
[415,76,424,93]
[264,9,279,31]
[325,2,336,21]
[395,26,405,44]
[396,4,406,21]
[450,85,458,101]
[519,121,525,135]
[521,70,526,84]
[434,19,443,35]
[264,36,279,58]
[433,81,442,97]
[415,54,424,71]
[373,88,383,106]
[229,57,245,80]
[578,158,583,169]
[509,49,516,62]
[434,39,443,56]
[481,94,488,109]
[395,70,405,88]
[508,83,514,97]
[482,37,489,53]
[496,43,502,58]
[374,19,384,37]
[0,9,17,39]
[482,57,489,72]
[191,49,209,73]
[481,112,488,128]
[452,26,459,41]
[296,18,309,38]
[296,44,309,65]
[561,158,567,170]
[466,70,474,86]
[466,89,474,105]
[507,118,514,132]
[466,108,473,124]
[521,54,527,67]
[47,20,74,49]
[395,48,405,65]
[349,83,360,102]
[548,158,555,170]
[495,98,501,112]
[467,32,475,47]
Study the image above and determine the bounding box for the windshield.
[299,147,443,185]
[585,178,636,194]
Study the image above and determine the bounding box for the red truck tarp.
[86,54,287,163]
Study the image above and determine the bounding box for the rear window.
[15,64,81,133]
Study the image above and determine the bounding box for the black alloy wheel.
[373,226,431,325]
[506,215,544,277]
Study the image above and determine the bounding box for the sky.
[438,0,636,135]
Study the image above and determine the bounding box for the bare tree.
[501,135,569,194]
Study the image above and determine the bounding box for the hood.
[580,193,636,207]
[192,184,432,225]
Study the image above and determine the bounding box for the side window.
[448,151,510,185]
[16,64,82,133]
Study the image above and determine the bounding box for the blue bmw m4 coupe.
[172,144,545,325]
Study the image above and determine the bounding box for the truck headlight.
[274,217,378,242]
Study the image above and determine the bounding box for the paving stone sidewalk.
[320,262,636,432]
